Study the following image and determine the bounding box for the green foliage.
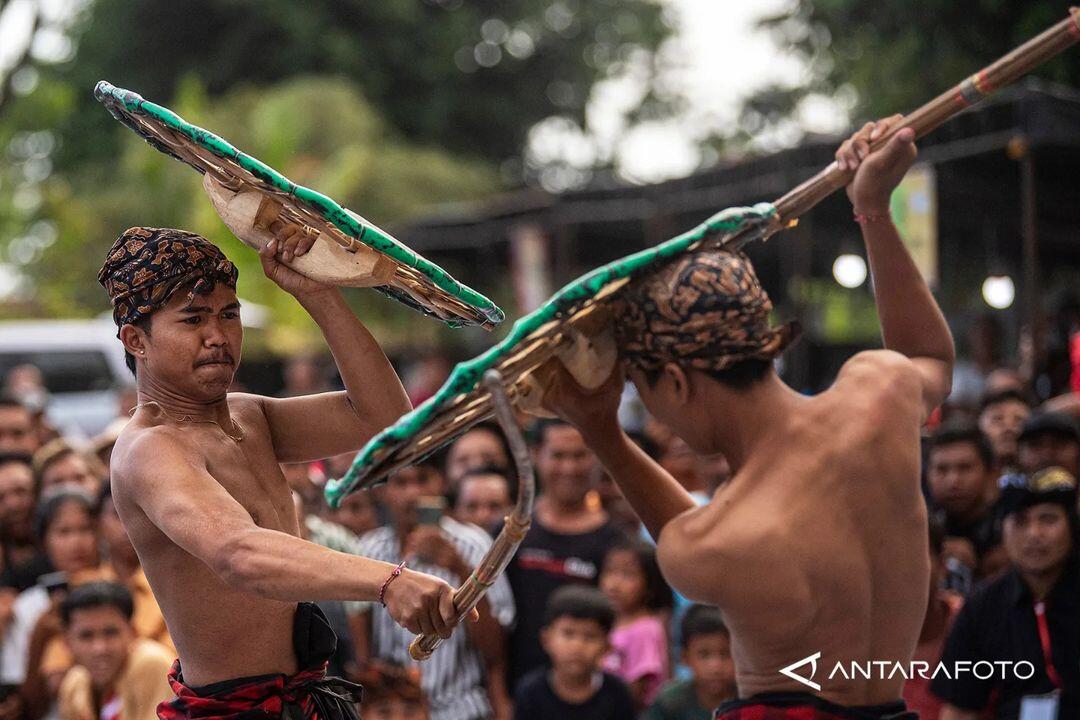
[744,0,1080,132]
[48,0,673,168]
[0,77,498,349]
[2,0,672,341]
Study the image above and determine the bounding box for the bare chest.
[197,430,296,532]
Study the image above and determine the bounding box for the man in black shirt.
[932,467,1080,719]
[925,424,1006,580]
[507,419,624,687]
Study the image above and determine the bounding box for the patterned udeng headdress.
[98,227,238,334]
[615,249,799,372]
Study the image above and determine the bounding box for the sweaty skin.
[109,229,462,687]
[544,117,954,707]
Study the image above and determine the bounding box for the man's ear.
[119,323,147,357]
[662,363,691,406]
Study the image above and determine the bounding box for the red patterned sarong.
[157,660,362,720]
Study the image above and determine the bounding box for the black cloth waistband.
[161,602,361,720]
[715,692,917,720]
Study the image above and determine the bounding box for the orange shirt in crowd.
[58,638,175,720]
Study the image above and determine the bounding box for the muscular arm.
[838,119,955,416]
[255,243,411,463]
[583,422,696,540]
[116,431,456,636]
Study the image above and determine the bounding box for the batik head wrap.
[615,249,799,372]
[97,227,238,335]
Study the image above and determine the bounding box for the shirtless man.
[543,118,953,720]
[99,226,464,720]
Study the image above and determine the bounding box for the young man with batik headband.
[543,118,954,720]
[99,227,467,720]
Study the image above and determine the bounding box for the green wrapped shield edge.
[326,202,777,506]
[94,81,504,328]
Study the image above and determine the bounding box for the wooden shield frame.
[95,81,504,330]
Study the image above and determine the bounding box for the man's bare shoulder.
[834,350,922,398]
[112,421,202,490]
[224,391,268,412]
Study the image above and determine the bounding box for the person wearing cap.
[98,226,467,720]
[1017,412,1080,477]
[931,468,1080,719]
[543,117,953,719]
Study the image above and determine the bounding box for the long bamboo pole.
[768,7,1080,228]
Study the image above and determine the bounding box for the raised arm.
[115,430,458,639]
[254,234,411,463]
[837,116,955,416]
[543,364,697,539]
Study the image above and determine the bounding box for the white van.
[0,318,130,438]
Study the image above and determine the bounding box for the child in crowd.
[645,605,735,720]
[354,662,428,720]
[599,537,673,710]
[513,585,634,720]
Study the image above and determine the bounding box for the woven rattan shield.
[95,81,504,330]
[326,8,1080,507]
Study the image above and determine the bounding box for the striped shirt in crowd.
[354,516,516,720]
[305,514,364,555]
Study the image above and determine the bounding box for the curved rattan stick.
[408,369,535,660]
[770,7,1080,230]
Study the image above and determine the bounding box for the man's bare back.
[542,117,954,716]
[658,352,930,705]
[112,396,302,685]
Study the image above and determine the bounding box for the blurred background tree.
[739,0,1080,137]
[2,0,1078,340]
[0,0,675,341]
[1,75,497,349]
[50,0,675,168]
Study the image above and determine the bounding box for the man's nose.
[202,318,228,346]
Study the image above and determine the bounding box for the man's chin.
[194,364,236,386]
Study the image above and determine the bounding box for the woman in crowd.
[1,489,105,718]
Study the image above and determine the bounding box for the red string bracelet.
[853,209,891,224]
[379,560,407,606]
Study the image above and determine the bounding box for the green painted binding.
[326,203,777,506]
[93,81,504,328]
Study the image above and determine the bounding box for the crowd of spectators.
[0,338,1077,720]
